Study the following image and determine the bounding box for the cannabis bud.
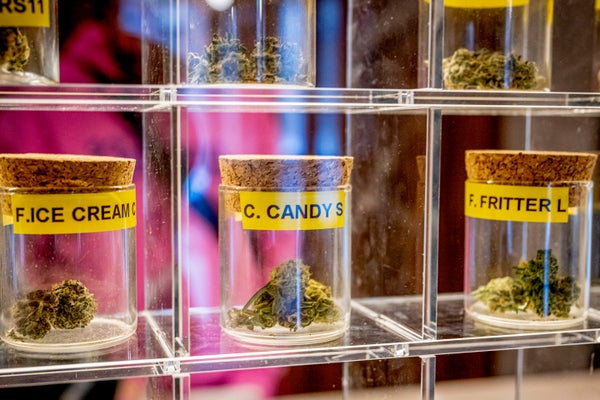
[228,259,341,331]
[442,48,540,90]
[188,33,307,84]
[188,33,252,84]
[473,249,580,318]
[252,36,306,83]
[0,27,30,72]
[51,279,98,329]
[9,279,98,340]
[11,289,58,340]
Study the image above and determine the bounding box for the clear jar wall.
[464,181,593,330]
[419,0,551,89]
[219,185,350,345]
[184,0,315,86]
[0,0,59,84]
[0,185,137,354]
[594,0,600,90]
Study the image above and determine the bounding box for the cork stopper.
[465,150,597,183]
[219,155,353,189]
[219,155,353,212]
[0,153,136,188]
[465,150,597,207]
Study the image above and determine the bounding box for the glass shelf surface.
[412,89,600,116]
[175,87,600,115]
[0,296,598,384]
[180,292,600,374]
[0,84,168,112]
[2,85,600,114]
[175,86,408,114]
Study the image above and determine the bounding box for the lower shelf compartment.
[182,292,600,373]
[360,293,600,356]
[0,310,176,387]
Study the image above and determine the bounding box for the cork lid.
[465,150,597,183]
[219,155,354,189]
[0,153,136,188]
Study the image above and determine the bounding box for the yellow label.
[441,0,529,8]
[239,191,346,231]
[8,189,136,234]
[465,182,569,223]
[0,0,51,27]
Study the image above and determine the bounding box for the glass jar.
[419,0,551,90]
[184,0,315,86]
[218,155,352,344]
[0,154,137,354]
[464,150,597,330]
[0,0,58,84]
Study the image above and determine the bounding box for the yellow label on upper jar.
[465,182,569,223]
[441,0,529,8]
[7,189,136,234]
[0,0,51,27]
[239,191,346,231]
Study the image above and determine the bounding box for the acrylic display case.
[0,0,600,399]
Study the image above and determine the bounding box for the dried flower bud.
[228,259,341,331]
[188,34,307,84]
[50,279,98,330]
[442,48,540,90]
[0,27,30,72]
[188,33,252,83]
[11,290,58,339]
[473,249,580,318]
[8,279,98,340]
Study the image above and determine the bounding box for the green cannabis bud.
[228,259,341,331]
[11,289,58,339]
[472,276,518,314]
[50,279,98,329]
[252,36,306,84]
[473,249,580,318]
[0,27,30,72]
[9,279,98,340]
[188,33,307,84]
[442,48,540,90]
[188,33,253,84]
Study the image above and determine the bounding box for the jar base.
[0,70,57,85]
[467,301,584,331]
[187,82,314,89]
[1,317,136,354]
[222,322,346,346]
